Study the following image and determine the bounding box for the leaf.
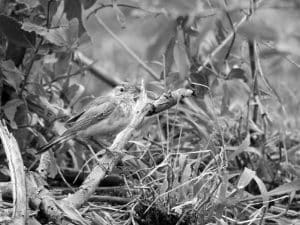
[22,18,79,47]
[242,179,300,203]
[268,179,300,196]
[3,99,24,129]
[237,167,256,189]
[0,14,36,47]
[163,36,176,79]
[5,41,26,67]
[0,60,24,90]
[14,103,29,127]
[64,0,96,35]
[21,21,46,34]
[215,18,226,43]
[39,0,60,26]
[63,0,82,34]
[238,167,269,205]
[173,29,190,80]
[253,173,269,205]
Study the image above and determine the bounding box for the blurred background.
[75,0,300,130]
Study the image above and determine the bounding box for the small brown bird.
[37,83,140,154]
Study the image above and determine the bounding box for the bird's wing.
[37,132,75,154]
[66,96,112,124]
[37,97,116,154]
[63,100,116,136]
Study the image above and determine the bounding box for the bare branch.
[73,51,122,87]
[0,121,27,225]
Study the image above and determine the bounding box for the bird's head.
[113,83,141,98]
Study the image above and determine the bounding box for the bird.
[37,83,140,154]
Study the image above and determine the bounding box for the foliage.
[0,0,300,224]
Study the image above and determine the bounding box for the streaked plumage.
[37,83,139,154]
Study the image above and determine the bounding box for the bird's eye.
[119,87,124,92]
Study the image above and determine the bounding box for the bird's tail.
[36,133,75,154]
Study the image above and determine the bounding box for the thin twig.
[51,62,93,84]
[87,3,147,20]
